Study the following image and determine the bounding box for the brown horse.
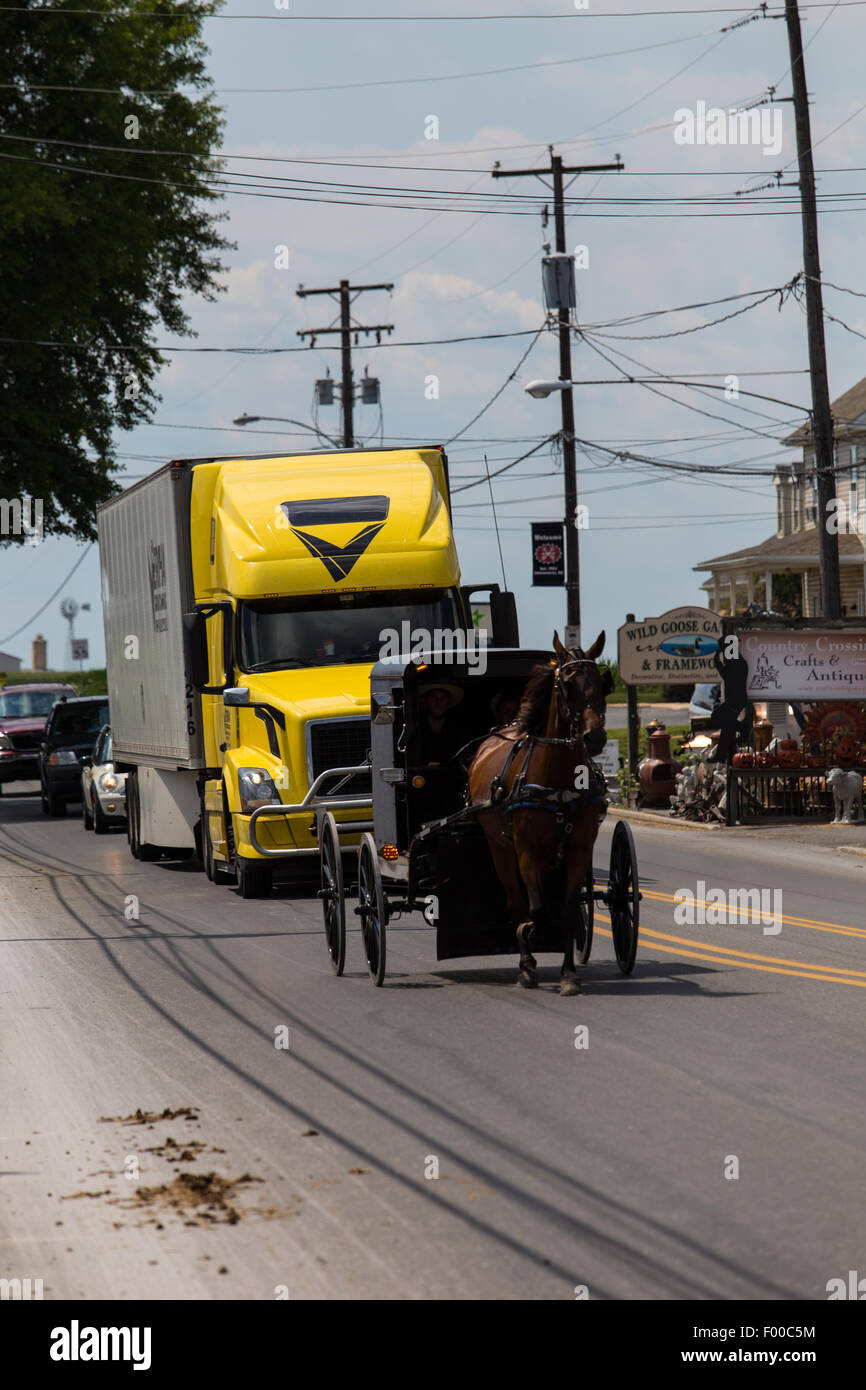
[467,631,610,995]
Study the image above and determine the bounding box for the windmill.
[59,597,91,671]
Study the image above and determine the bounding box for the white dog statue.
[827,767,863,824]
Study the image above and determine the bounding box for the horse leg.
[514,836,550,990]
[560,845,588,997]
[481,825,533,987]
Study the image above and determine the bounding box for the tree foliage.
[0,0,233,540]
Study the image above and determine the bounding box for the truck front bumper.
[246,763,372,859]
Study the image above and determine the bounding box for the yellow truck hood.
[241,665,372,721]
[194,450,458,600]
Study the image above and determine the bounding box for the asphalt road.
[1,780,863,1301]
[605,703,690,730]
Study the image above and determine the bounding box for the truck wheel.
[128,774,159,861]
[45,785,65,818]
[202,791,234,884]
[236,858,273,899]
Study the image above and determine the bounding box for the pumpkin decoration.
[776,738,802,768]
[755,750,775,767]
[801,701,866,750]
[833,734,860,768]
[732,750,754,767]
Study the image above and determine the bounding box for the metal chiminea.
[639,722,682,805]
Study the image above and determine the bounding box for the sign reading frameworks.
[617,606,721,685]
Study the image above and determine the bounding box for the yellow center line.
[640,888,866,940]
[594,916,866,988]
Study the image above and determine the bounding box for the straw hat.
[422,682,464,708]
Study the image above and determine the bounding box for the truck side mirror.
[490,590,519,647]
[183,611,209,692]
[223,688,250,707]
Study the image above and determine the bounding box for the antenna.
[483,454,508,592]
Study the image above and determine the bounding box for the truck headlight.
[237,767,280,813]
[99,771,118,792]
[48,750,78,766]
[0,733,11,750]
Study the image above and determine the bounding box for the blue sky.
[3,0,866,669]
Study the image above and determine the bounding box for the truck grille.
[8,731,40,751]
[308,718,372,797]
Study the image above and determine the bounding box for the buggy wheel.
[319,812,346,975]
[608,820,639,974]
[358,833,387,986]
[575,865,594,965]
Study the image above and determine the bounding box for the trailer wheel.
[128,773,159,861]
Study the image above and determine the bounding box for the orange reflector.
[412,775,426,789]
[415,662,428,671]
[382,844,398,860]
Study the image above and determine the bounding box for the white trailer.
[99,466,201,857]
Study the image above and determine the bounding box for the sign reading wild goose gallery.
[737,628,866,701]
[617,606,721,685]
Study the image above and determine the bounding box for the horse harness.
[486,657,609,867]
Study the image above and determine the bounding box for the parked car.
[0,683,77,792]
[81,725,126,833]
[39,695,110,817]
[689,682,721,726]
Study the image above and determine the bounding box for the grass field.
[1,668,108,697]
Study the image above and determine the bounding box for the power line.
[0,545,94,645]
[444,329,546,445]
[4,4,863,17]
[0,30,718,95]
[0,327,540,353]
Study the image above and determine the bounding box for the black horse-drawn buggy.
[317,645,640,989]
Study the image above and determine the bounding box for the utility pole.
[493,151,623,648]
[784,0,841,618]
[297,279,394,447]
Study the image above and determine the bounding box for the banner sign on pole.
[617,607,721,684]
[531,523,564,586]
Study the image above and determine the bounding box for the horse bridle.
[547,655,609,748]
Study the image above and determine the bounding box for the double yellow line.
[595,891,866,987]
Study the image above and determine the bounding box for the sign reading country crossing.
[618,606,721,684]
[737,628,866,700]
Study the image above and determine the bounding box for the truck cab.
[99,445,517,897]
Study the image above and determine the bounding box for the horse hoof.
[560,976,581,997]
[517,970,538,990]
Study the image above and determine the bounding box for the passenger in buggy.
[490,692,519,727]
[415,683,465,766]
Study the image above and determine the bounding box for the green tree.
[0,0,232,540]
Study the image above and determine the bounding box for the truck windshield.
[51,703,110,737]
[238,588,464,671]
[0,689,64,718]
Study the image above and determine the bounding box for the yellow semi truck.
[98,446,517,896]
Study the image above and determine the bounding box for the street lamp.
[525,379,572,400]
[232,413,340,448]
